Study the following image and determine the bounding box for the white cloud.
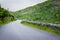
[0,0,47,11]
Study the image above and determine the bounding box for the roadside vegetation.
[0,5,15,26]
[21,21,60,36]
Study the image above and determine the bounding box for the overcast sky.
[0,0,47,11]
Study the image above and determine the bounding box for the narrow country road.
[0,20,60,40]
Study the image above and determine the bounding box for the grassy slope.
[14,0,60,24]
[21,21,60,36]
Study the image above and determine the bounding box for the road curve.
[0,20,60,40]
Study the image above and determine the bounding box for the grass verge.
[0,20,15,26]
[21,21,60,36]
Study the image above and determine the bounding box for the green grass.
[0,20,15,26]
[21,21,60,36]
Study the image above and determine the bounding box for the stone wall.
[24,20,60,30]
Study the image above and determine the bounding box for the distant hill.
[14,0,60,24]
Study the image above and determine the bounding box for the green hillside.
[0,5,14,26]
[14,0,60,24]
